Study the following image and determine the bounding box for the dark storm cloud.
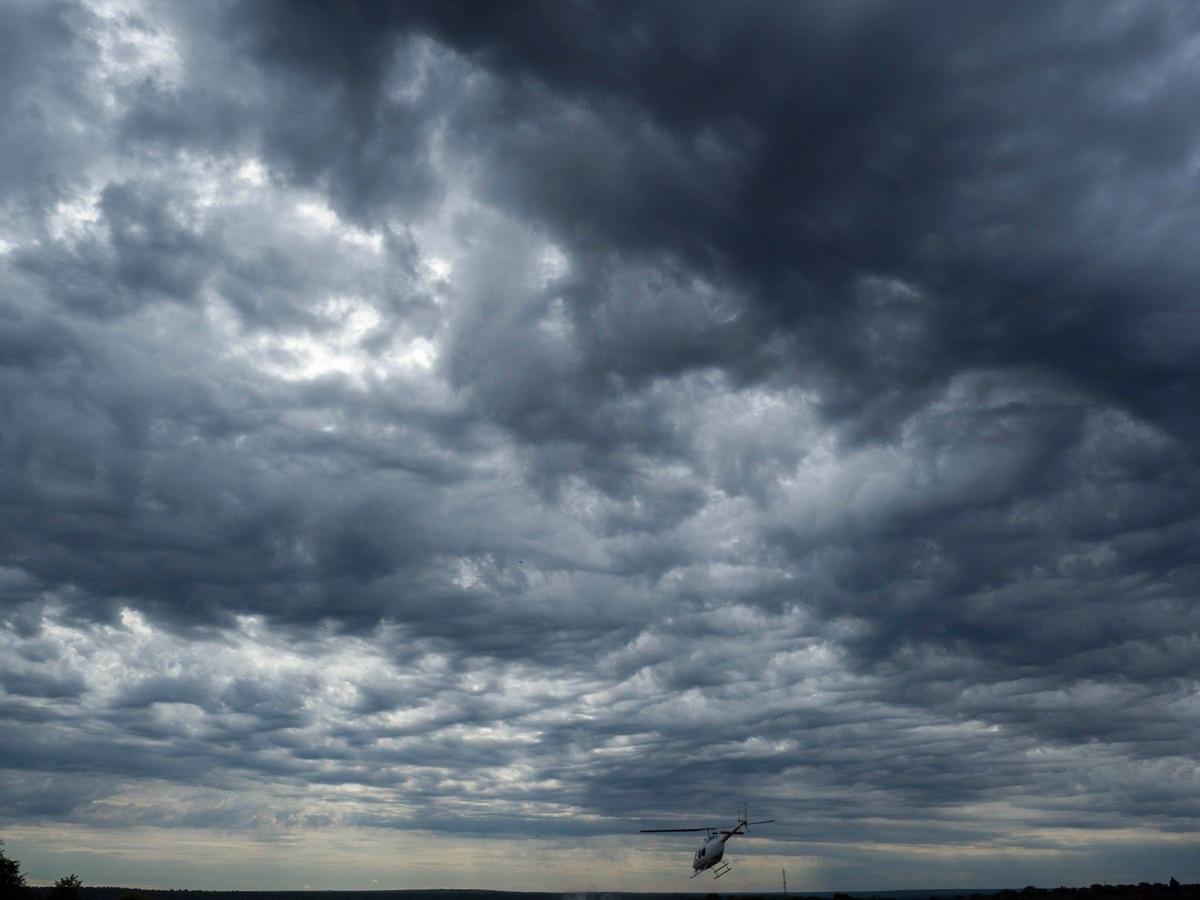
[1,0,1199,886]
[114,1,456,225]
[16,180,216,317]
[225,0,1200,438]
[0,0,105,219]
[475,4,1200,445]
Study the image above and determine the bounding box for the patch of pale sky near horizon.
[8,818,1198,892]
[6,824,681,892]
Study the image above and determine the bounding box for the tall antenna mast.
[782,868,788,899]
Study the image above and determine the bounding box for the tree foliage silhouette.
[50,874,82,900]
[0,840,28,898]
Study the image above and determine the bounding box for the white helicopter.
[640,806,774,880]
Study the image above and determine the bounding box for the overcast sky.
[2,0,1200,892]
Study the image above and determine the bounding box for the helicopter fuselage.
[692,832,729,872]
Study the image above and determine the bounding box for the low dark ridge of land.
[20,884,1200,900]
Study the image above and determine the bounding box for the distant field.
[19,884,1199,900]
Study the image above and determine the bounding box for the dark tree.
[0,840,27,899]
[50,874,82,900]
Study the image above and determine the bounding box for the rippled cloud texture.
[2,0,1199,891]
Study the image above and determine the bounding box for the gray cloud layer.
[1,0,1198,889]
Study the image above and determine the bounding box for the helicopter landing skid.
[711,862,733,879]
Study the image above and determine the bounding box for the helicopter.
[640,805,774,879]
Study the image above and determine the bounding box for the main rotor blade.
[639,827,713,833]
[747,818,775,825]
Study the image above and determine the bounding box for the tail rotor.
[741,802,775,833]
